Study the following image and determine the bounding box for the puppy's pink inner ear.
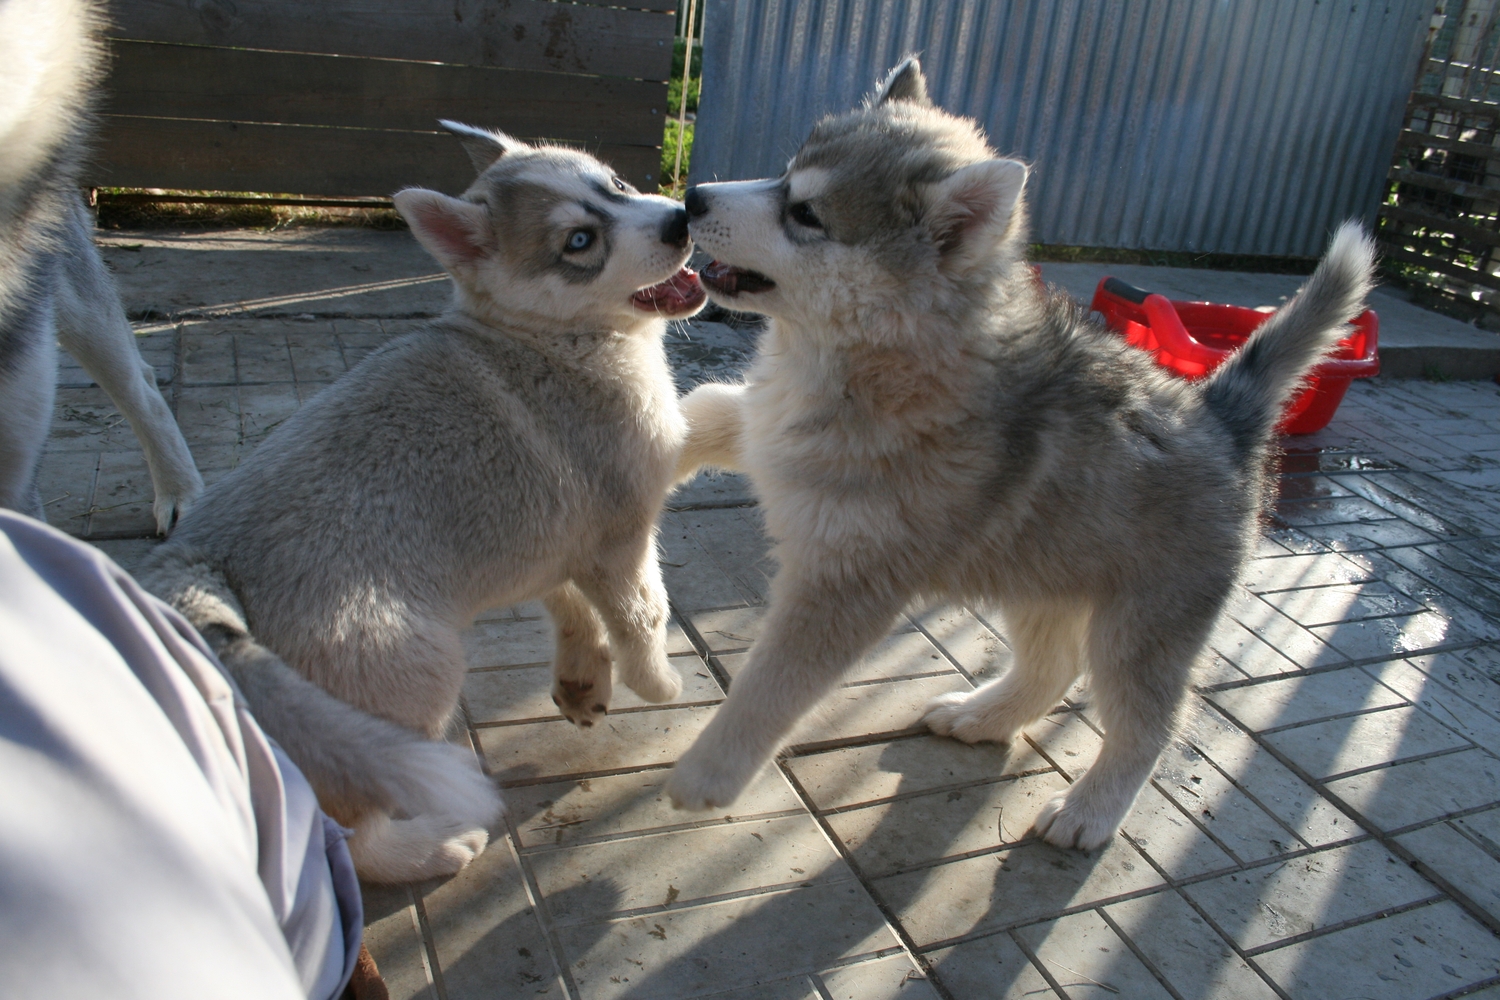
[396,191,491,266]
[931,160,1027,255]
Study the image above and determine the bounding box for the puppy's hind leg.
[544,581,614,727]
[923,600,1088,745]
[54,197,201,533]
[1032,594,1213,851]
[675,381,746,482]
[575,529,682,705]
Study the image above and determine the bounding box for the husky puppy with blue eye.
[139,123,706,882]
[669,59,1375,850]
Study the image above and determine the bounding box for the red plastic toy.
[1089,277,1380,435]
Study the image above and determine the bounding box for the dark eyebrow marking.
[586,179,630,204]
[578,200,614,222]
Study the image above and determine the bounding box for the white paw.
[922,690,1008,744]
[666,749,756,811]
[152,492,193,535]
[1032,788,1119,851]
[423,826,491,878]
[623,656,682,704]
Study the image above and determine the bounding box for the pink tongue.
[634,266,702,307]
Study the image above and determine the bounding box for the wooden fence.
[1378,0,1500,320]
[91,0,679,197]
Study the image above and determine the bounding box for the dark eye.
[566,229,595,252]
[789,202,823,229]
[611,176,628,192]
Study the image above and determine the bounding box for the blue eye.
[566,230,594,252]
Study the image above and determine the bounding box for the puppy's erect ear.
[439,119,524,174]
[394,188,492,270]
[875,57,931,107]
[923,158,1027,270]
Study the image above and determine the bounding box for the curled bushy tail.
[137,545,501,831]
[1203,221,1375,457]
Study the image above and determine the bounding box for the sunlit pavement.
[58,227,1500,999]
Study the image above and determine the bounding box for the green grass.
[660,38,700,196]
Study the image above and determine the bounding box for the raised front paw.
[552,676,611,728]
[665,747,757,811]
[922,690,1009,745]
[1032,787,1120,851]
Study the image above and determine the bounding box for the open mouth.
[631,266,707,317]
[700,260,776,297]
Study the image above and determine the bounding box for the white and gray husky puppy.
[670,59,1375,850]
[139,124,706,882]
[0,0,201,533]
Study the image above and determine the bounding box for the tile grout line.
[1005,928,1073,999]
[1238,895,1447,958]
[1094,905,1187,1000]
[776,761,957,1000]
[401,884,440,1000]
[409,892,450,1000]
[1211,699,1500,939]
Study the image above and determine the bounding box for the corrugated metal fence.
[691,0,1432,256]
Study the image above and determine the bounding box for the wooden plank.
[1389,165,1500,203]
[1397,129,1500,164]
[90,116,663,195]
[1380,203,1500,246]
[1376,239,1500,293]
[107,0,676,79]
[103,42,670,147]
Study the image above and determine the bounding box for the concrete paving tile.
[1234,598,1346,669]
[180,332,237,385]
[1237,553,1377,593]
[907,605,1014,682]
[1365,659,1500,757]
[1121,783,1238,879]
[818,954,939,999]
[1311,611,1473,661]
[1183,713,1358,849]
[175,386,243,446]
[717,629,957,685]
[463,618,555,666]
[1207,667,1408,732]
[49,386,138,451]
[1013,909,1175,1000]
[1208,615,1300,677]
[1263,705,1470,780]
[1183,840,1436,951]
[1296,517,1442,552]
[1276,474,1357,502]
[532,814,851,922]
[690,605,765,652]
[1258,582,1428,629]
[1325,748,1500,832]
[463,657,721,724]
[1338,474,1467,538]
[236,384,301,444]
[874,838,1164,946]
[1153,742,1303,862]
[1370,471,1500,535]
[1258,527,1315,556]
[359,884,436,1000]
[479,706,717,784]
[1252,901,1500,1000]
[506,768,802,850]
[825,772,1070,877]
[787,674,973,749]
[1352,549,1500,643]
[924,935,1060,999]
[1398,821,1500,922]
[84,450,156,536]
[557,882,900,1000]
[414,836,562,1000]
[1455,805,1500,861]
[1022,710,1104,781]
[668,470,757,509]
[1195,651,1250,687]
[231,329,296,383]
[34,449,97,531]
[286,331,347,383]
[785,735,1040,811]
[1273,495,1398,527]
[660,511,760,611]
[1105,890,1281,1000]
[675,507,775,603]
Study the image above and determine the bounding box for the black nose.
[684,185,709,219]
[660,206,689,247]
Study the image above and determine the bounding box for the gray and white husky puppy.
[0,0,201,533]
[139,124,706,882]
[670,59,1374,850]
